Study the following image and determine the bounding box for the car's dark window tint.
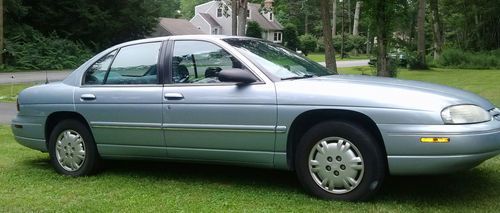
[84,50,118,85]
[105,42,161,85]
[172,40,249,84]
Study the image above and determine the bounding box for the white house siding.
[191,14,211,35]
[190,1,283,41]
[205,1,233,35]
[194,1,213,15]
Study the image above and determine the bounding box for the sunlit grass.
[1,125,499,211]
[307,53,370,62]
[338,67,500,106]
[0,82,40,102]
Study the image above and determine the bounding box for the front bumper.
[379,120,500,175]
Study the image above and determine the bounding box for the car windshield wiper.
[281,74,315,80]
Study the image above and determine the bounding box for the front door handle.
[164,93,184,100]
[80,94,96,101]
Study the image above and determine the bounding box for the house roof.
[158,18,204,35]
[248,3,283,31]
[199,13,221,27]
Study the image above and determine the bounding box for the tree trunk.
[417,0,426,67]
[320,0,338,73]
[332,0,337,36]
[376,0,389,77]
[352,1,361,36]
[0,0,3,65]
[232,0,238,35]
[430,0,443,60]
[304,12,309,34]
[237,0,248,36]
[347,0,352,34]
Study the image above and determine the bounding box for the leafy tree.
[415,0,426,69]
[299,34,317,55]
[320,0,337,73]
[283,24,300,51]
[158,0,181,18]
[246,21,262,38]
[10,0,163,50]
[180,0,209,19]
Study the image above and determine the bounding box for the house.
[190,0,283,43]
[151,18,204,37]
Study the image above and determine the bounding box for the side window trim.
[169,39,263,85]
[83,41,163,86]
[82,49,118,85]
[102,48,120,84]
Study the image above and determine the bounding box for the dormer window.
[217,8,222,17]
[269,12,273,21]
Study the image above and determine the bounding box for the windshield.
[223,38,334,79]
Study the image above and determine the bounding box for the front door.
[75,42,165,158]
[163,40,277,166]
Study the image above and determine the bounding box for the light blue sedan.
[11,35,500,201]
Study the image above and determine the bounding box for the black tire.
[48,119,100,176]
[295,121,386,201]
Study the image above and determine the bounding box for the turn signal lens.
[420,137,450,143]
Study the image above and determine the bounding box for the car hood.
[275,75,495,112]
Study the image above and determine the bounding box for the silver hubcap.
[308,137,364,194]
[55,130,86,172]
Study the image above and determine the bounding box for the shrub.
[283,24,299,51]
[246,21,263,39]
[317,34,367,54]
[432,48,500,69]
[4,27,93,71]
[299,34,317,56]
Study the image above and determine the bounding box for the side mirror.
[218,69,258,84]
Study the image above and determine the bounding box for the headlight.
[441,105,491,124]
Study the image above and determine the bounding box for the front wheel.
[295,121,386,201]
[48,119,100,176]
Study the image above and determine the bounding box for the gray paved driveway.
[0,70,72,84]
[319,59,369,67]
[0,103,16,125]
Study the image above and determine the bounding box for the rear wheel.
[295,121,386,201]
[48,119,99,176]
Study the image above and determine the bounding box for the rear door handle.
[80,94,96,101]
[164,93,184,100]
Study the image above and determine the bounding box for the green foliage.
[180,0,210,19]
[4,27,92,70]
[431,49,500,69]
[9,0,163,50]
[283,24,300,51]
[441,0,500,51]
[299,34,317,56]
[158,0,181,18]
[332,34,367,53]
[316,35,367,54]
[246,21,263,38]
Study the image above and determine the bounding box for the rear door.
[75,41,166,158]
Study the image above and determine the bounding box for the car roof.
[118,35,249,46]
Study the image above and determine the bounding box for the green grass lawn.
[1,68,500,211]
[0,82,40,102]
[307,53,370,62]
[1,125,499,211]
[338,67,500,106]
